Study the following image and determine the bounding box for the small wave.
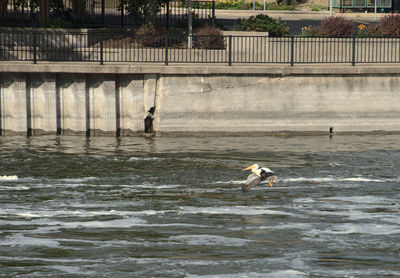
[1,208,173,218]
[307,223,400,236]
[17,212,41,218]
[211,180,244,185]
[61,217,147,229]
[341,177,385,183]
[128,157,161,161]
[322,195,395,204]
[168,235,252,246]
[187,270,307,278]
[59,177,98,183]
[283,176,388,183]
[0,185,30,191]
[135,184,185,189]
[268,270,308,278]
[0,175,18,181]
[329,162,344,166]
[179,206,296,217]
[2,233,59,247]
[282,177,336,183]
[47,266,96,276]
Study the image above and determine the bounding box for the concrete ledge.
[156,130,400,137]
[3,62,400,75]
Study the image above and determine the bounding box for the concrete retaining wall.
[156,74,400,133]
[1,64,400,135]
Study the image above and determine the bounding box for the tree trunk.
[39,0,50,24]
[0,0,8,18]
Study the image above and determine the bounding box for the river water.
[0,135,399,278]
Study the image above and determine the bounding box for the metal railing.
[2,30,400,65]
[1,0,215,28]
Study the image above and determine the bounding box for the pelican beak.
[269,176,274,187]
[242,165,255,171]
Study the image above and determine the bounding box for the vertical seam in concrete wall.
[154,74,158,108]
[55,74,61,135]
[0,77,2,136]
[85,74,90,137]
[115,74,121,137]
[153,74,159,133]
[26,73,32,137]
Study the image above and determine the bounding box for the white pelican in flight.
[241,164,275,193]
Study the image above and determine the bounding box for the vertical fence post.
[33,31,37,64]
[101,0,105,27]
[166,0,170,29]
[228,35,232,66]
[82,0,86,27]
[120,0,124,28]
[352,34,356,66]
[30,0,35,27]
[100,35,104,65]
[165,34,169,65]
[290,35,294,66]
[212,1,215,27]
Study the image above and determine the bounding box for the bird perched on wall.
[241,164,275,193]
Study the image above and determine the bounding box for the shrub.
[233,14,289,37]
[377,15,400,37]
[194,25,225,49]
[364,24,383,37]
[44,17,73,28]
[306,2,327,11]
[265,3,296,10]
[278,0,297,6]
[215,0,250,10]
[356,23,383,38]
[136,22,166,47]
[317,16,354,37]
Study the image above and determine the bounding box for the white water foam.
[187,270,308,278]
[341,177,386,183]
[179,206,297,217]
[135,183,185,189]
[0,207,174,219]
[59,217,147,229]
[307,223,400,236]
[17,212,41,218]
[1,233,59,247]
[283,177,336,183]
[46,265,96,276]
[128,157,161,161]
[0,175,18,181]
[0,255,100,263]
[0,185,30,191]
[168,235,252,246]
[321,195,397,205]
[283,176,390,183]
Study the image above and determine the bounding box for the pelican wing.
[241,174,262,193]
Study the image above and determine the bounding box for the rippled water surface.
[0,135,399,278]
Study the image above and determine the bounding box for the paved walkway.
[213,8,390,33]
[215,8,390,22]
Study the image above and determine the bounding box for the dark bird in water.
[241,164,275,193]
[329,127,335,138]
